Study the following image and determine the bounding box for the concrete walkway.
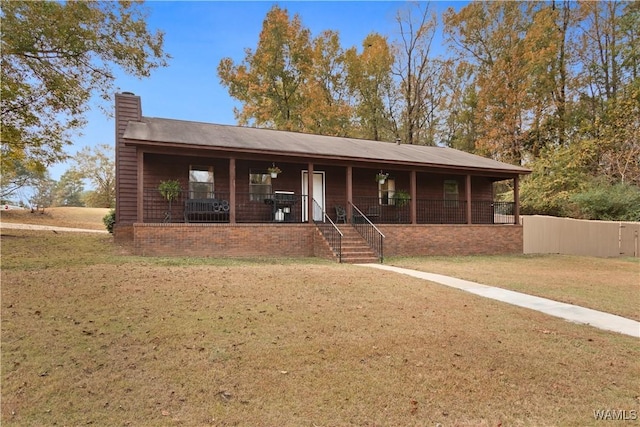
[360,264,640,338]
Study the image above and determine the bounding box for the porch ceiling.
[123,117,530,176]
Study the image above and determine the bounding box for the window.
[379,178,395,205]
[444,180,459,207]
[249,170,272,201]
[189,165,214,199]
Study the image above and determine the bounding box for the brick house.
[114,92,530,262]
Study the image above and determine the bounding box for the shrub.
[103,209,116,233]
[571,182,640,221]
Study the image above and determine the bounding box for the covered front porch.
[136,154,520,227]
[130,155,522,263]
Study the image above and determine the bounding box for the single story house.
[114,92,530,262]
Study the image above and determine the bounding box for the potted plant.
[393,189,410,207]
[268,165,282,178]
[393,189,410,223]
[158,179,181,222]
[375,172,389,184]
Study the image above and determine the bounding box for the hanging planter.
[268,164,282,178]
[375,172,389,184]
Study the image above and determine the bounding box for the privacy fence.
[522,215,639,258]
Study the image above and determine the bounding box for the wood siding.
[115,93,141,225]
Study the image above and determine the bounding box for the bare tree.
[392,2,441,145]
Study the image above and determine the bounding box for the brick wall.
[380,224,523,256]
[313,228,339,261]
[128,223,523,258]
[113,224,134,243]
[133,223,315,257]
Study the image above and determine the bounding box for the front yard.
[1,229,638,426]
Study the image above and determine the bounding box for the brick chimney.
[115,92,142,229]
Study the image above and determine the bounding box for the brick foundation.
[379,224,523,257]
[132,223,315,257]
[113,224,134,243]
[125,223,523,259]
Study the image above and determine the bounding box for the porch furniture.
[264,191,297,222]
[367,205,381,220]
[335,205,347,223]
[352,205,381,224]
[184,198,230,223]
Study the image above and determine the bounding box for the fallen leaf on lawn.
[218,391,232,401]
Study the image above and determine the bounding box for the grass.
[0,206,110,230]
[1,229,639,426]
[387,255,640,321]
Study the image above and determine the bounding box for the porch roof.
[123,117,530,175]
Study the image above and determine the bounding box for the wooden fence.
[522,215,640,258]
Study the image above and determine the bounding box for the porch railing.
[143,188,515,225]
[489,201,516,225]
[349,201,385,262]
[351,196,411,224]
[236,191,307,223]
[312,199,343,262]
[143,189,194,223]
[143,189,308,223]
[353,197,515,225]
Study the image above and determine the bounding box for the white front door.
[302,171,325,222]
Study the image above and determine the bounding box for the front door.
[302,171,325,222]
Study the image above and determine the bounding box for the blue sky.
[55,1,466,182]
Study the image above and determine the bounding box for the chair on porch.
[335,205,347,223]
[367,205,381,220]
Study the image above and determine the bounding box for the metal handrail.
[349,201,385,262]
[349,202,386,237]
[323,213,344,238]
[312,200,343,262]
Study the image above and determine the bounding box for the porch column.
[410,170,417,224]
[514,175,520,225]
[466,174,472,224]
[137,150,144,223]
[229,158,236,224]
[307,162,314,223]
[346,166,353,221]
